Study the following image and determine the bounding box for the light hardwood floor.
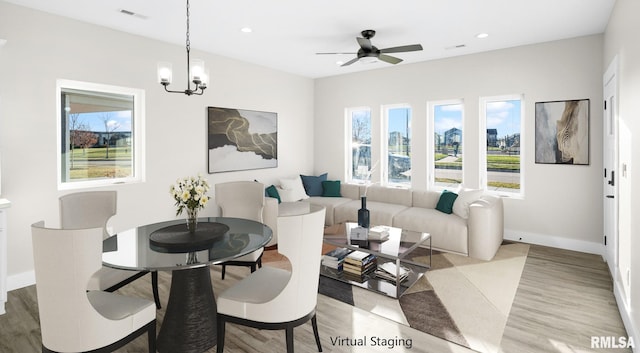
[0,244,630,353]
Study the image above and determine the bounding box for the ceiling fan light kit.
[157,0,208,96]
[318,29,423,67]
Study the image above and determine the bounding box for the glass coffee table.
[321,223,431,298]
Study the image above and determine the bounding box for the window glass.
[58,80,144,189]
[433,102,463,189]
[347,108,372,183]
[385,106,411,186]
[482,96,522,195]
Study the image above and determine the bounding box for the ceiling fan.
[317,29,423,67]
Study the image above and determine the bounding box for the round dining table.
[102,217,273,353]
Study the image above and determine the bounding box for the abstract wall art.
[535,99,590,165]
[207,107,277,173]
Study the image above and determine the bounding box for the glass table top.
[102,217,272,271]
[323,222,430,260]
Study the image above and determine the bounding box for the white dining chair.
[215,181,266,279]
[31,221,157,352]
[216,204,326,353]
[59,190,161,309]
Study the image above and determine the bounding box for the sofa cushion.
[300,173,327,196]
[278,177,309,202]
[321,180,341,197]
[452,188,484,219]
[393,207,468,255]
[435,190,458,214]
[304,196,352,226]
[411,190,441,209]
[365,185,412,207]
[334,199,409,227]
[265,185,281,203]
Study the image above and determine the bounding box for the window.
[346,108,372,183]
[383,105,411,187]
[57,80,145,190]
[480,95,522,195]
[429,100,463,189]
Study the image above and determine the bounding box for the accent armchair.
[31,221,156,353]
[215,181,267,279]
[216,204,326,353]
[59,191,161,309]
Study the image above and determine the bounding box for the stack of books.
[368,225,390,241]
[322,247,352,272]
[342,250,377,282]
[375,262,410,283]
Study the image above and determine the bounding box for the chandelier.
[157,0,208,96]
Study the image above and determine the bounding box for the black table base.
[157,267,217,353]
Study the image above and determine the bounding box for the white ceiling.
[4,0,616,78]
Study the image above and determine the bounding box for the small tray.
[149,222,230,253]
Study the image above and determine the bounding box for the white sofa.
[270,183,503,261]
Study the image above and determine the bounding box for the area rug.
[318,242,530,353]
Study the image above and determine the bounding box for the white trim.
[7,270,35,291]
[381,103,412,188]
[614,279,638,352]
[504,229,604,256]
[56,79,146,190]
[427,98,465,190]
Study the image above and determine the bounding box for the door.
[603,59,617,276]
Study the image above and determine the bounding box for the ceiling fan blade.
[380,44,423,53]
[378,54,403,65]
[357,37,373,51]
[316,52,357,55]
[341,57,361,67]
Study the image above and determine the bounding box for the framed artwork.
[535,99,590,165]
[207,107,278,173]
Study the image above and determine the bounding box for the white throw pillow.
[278,177,309,202]
[452,187,483,219]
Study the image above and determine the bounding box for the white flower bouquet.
[170,175,210,217]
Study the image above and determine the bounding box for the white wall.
[604,0,640,343]
[314,35,604,253]
[0,2,314,288]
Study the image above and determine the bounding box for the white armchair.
[216,204,326,353]
[31,221,156,352]
[59,191,161,308]
[215,181,269,279]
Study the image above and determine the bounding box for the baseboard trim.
[7,270,35,291]
[614,279,638,352]
[504,229,604,256]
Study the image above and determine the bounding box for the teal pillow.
[322,180,341,197]
[436,190,458,214]
[300,173,327,196]
[265,185,281,203]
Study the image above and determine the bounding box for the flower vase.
[357,196,370,228]
[186,208,198,233]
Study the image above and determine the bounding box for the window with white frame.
[429,100,463,189]
[346,108,372,183]
[57,80,145,190]
[383,105,412,187]
[480,95,523,195]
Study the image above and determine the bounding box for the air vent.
[445,44,467,50]
[118,9,148,19]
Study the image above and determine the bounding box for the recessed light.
[240,27,253,33]
[118,9,147,19]
[476,33,489,39]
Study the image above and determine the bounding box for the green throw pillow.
[265,185,281,203]
[436,190,458,214]
[322,180,341,197]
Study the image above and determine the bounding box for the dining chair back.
[31,221,156,352]
[215,181,266,278]
[59,191,161,308]
[216,204,326,353]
